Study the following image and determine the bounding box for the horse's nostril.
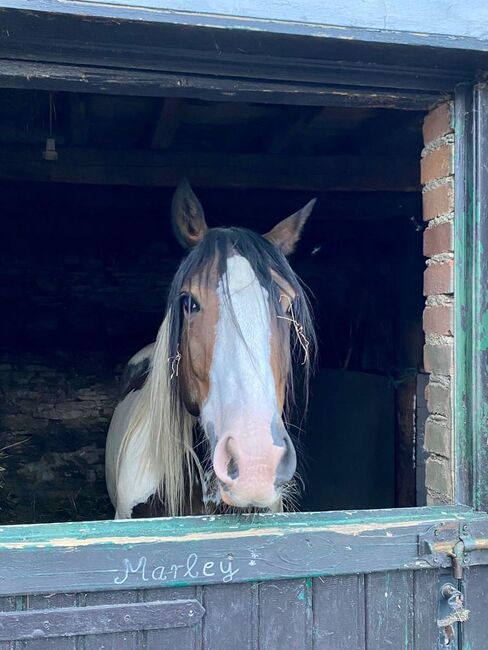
[275,433,297,487]
[227,456,239,480]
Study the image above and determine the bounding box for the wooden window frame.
[0,1,486,594]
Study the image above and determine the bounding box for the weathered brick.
[426,489,451,505]
[424,344,454,375]
[425,456,452,497]
[425,381,451,417]
[424,416,451,457]
[423,305,454,336]
[424,222,453,257]
[421,145,454,185]
[423,180,454,221]
[424,260,454,296]
[423,103,453,146]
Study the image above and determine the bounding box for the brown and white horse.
[105,181,316,518]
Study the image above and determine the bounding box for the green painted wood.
[0,507,479,596]
[0,506,472,546]
[3,0,488,52]
[455,82,488,512]
[471,83,488,513]
[454,83,475,508]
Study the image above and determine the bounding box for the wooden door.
[0,506,487,648]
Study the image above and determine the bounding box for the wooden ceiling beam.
[0,144,420,192]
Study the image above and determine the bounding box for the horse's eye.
[181,293,200,315]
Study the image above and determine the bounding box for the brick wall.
[421,102,455,503]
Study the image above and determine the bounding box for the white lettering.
[114,556,148,585]
[203,562,215,577]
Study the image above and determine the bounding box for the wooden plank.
[312,575,365,649]
[416,374,429,507]
[144,587,200,650]
[365,571,414,649]
[469,84,488,511]
[0,60,443,110]
[80,590,139,650]
[3,0,488,52]
[0,144,419,191]
[454,83,475,508]
[0,597,204,642]
[463,565,488,648]
[258,579,310,649]
[0,507,477,596]
[202,583,253,649]
[0,597,19,650]
[20,593,78,650]
[413,570,439,649]
[150,98,183,150]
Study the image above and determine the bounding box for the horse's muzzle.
[212,428,297,508]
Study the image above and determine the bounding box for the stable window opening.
[0,88,426,523]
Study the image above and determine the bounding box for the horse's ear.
[264,198,316,255]
[172,179,208,248]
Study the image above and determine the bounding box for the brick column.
[421,102,455,504]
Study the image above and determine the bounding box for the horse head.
[168,181,316,510]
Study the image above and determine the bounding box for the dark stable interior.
[0,89,425,523]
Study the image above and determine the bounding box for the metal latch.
[418,520,488,579]
[418,520,488,647]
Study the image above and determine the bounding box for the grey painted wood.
[202,583,254,650]
[0,598,203,642]
[144,587,199,650]
[365,571,414,649]
[0,597,18,650]
[463,565,488,649]
[0,507,478,596]
[80,590,139,650]
[2,0,488,51]
[258,579,311,650]
[413,570,439,649]
[19,593,78,650]
[312,575,365,649]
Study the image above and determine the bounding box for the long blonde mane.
[117,313,200,517]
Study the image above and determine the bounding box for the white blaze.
[201,255,276,436]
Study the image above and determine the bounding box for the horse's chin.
[219,485,279,510]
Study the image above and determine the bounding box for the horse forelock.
[166,227,316,419]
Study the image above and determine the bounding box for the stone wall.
[421,102,455,503]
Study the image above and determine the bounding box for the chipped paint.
[0,515,475,551]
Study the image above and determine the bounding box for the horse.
[105,181,316,519]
